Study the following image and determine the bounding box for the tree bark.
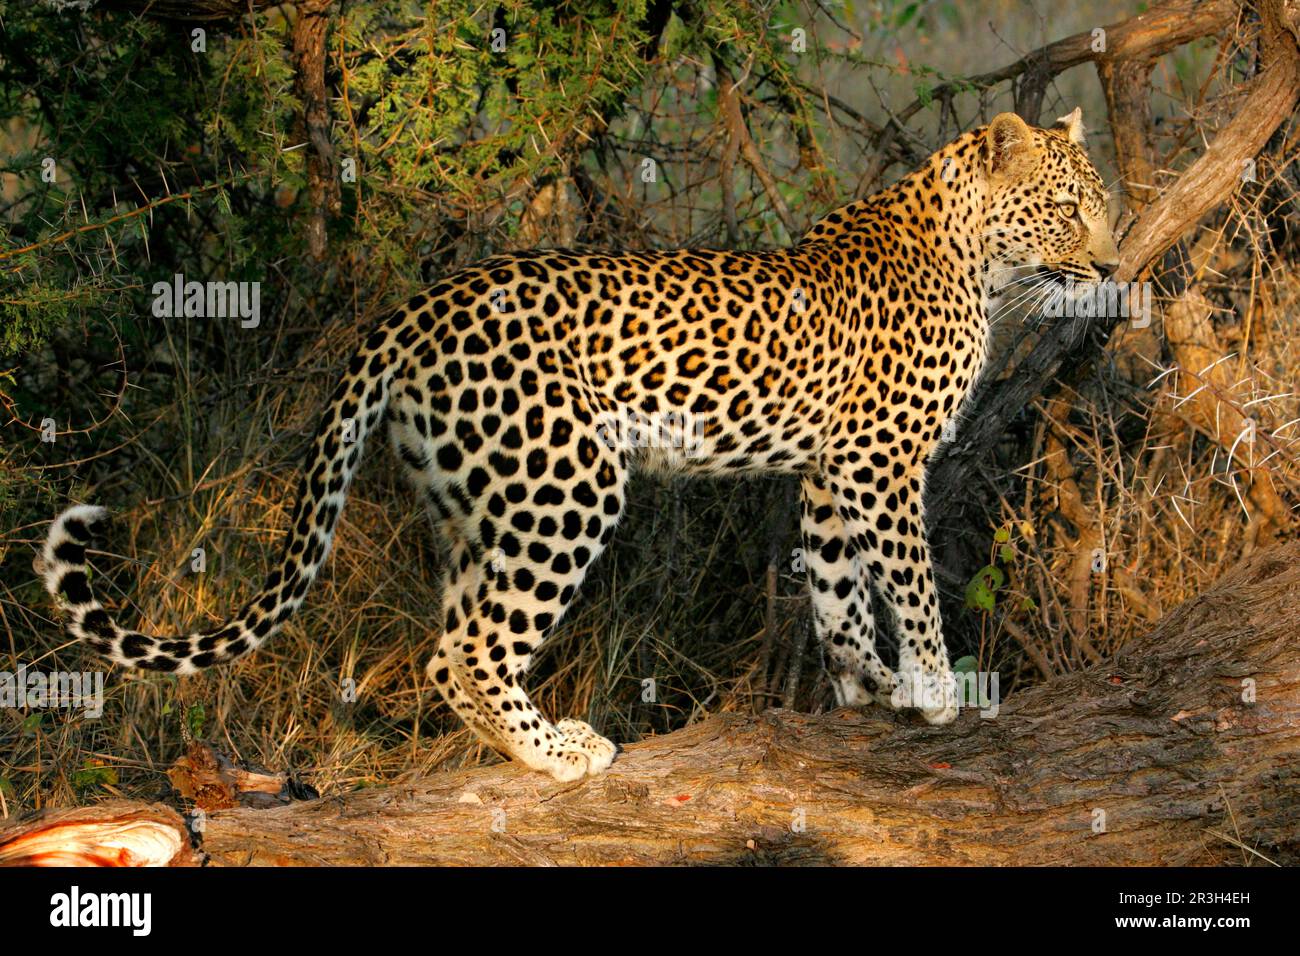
[290,0,339,261]
[4,541,1298,866]
[1097,56,1157,215]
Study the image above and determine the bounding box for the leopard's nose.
[1092,259,1118,280]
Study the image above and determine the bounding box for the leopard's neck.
[802,129,990,285]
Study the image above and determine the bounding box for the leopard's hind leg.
[436,509,624,781]
[422,409,629,780]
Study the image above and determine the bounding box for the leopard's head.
[981,109,1119,297]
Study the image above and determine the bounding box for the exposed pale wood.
[0,802,197,867]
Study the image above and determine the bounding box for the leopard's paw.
[832,663,898,709]
[555,717,618,776]
[892,667,959,724]
[920,694,959,725]
[530,719,618,781]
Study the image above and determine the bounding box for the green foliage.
[186,702,206,739]
[70,760,118,792]
[19,712,45,737]
[1,9,213,353]
[964,522,1032,613]
[964,564,1005,612]
[0,2,666,366]
[951,654,978,674]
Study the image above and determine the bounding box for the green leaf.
[20,712,45,736]
[952,655,979,675]
[71,761,119,791]
[964,564,1005,612]
[186,703,206,739]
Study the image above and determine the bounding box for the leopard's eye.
[1058,201,1078,219]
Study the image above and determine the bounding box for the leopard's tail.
[41,330,400,675]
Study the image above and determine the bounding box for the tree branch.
[718,64,800,240]
[291,0,339,261]
[875,0,1237,152]
[1114,0,1300,283]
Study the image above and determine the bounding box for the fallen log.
[4,542,1298,866]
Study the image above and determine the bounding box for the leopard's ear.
[985,112,1037,181]
[1052,107,1086,146]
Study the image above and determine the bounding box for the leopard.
[41,108,1119,782]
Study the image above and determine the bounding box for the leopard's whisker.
[989,275,1060,326]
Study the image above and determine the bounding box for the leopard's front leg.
[825,464,958,725]
[800,473,897,707]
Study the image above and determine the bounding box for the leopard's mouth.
[1044,263,1105,285]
